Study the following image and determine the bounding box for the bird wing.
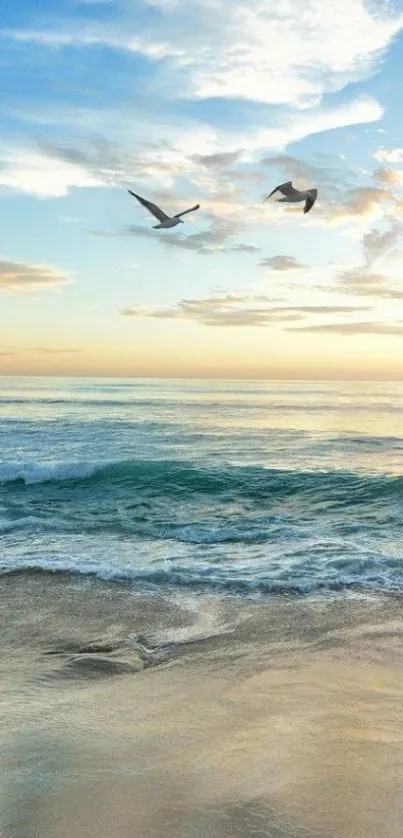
[263,181,301,202]
[127,190,169,221]
[173,204,200,219]
[303,190,318,214]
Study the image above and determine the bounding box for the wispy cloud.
[31,347,83,354]
[318,214,403,301]
[372,167,403,187]
[231,243,260,253]
[0,259,70,293]
[39,137,186,186]
[288,321,403,336]
[260,153,355,199]
[191,151,242,169]
[334,268,403,301]
[0,28,177,60]
[0,92,382,199]
[322,186,392,224]
[258,255,306,271]
[91,220,258,254]
[0,346,19,356]
[0,133,202,197]
[122,293,370,327]
[363,226,402,266]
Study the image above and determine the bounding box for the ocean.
[1,376,402,596]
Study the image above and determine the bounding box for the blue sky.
[1,0,403,378]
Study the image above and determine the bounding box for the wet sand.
[1,572,403,837]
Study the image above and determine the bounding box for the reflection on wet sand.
[1,573,403,838]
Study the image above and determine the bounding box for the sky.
[2,0,403,379]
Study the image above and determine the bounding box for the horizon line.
[1,374,403,383]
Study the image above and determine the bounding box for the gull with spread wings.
[128,190,200,229]
[263,181,318,214]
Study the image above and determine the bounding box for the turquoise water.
[1,377,402,594]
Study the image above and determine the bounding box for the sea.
[1,376,402,597]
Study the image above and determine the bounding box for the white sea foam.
[0,461,107,485]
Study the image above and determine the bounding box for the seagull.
[128,189,200,229]
[263,181,318,214]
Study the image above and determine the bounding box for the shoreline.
[3,562,403,600]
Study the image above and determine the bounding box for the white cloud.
[163,0,403,107]
[0,147,102,197]
[3,0,402,107]
[228,98,383,156]
[373,148,403,164]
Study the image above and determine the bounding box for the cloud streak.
[91,220,259,254]
[122,293,370,327]
[258,255,307,271]
[334,268,403,301]
[0,347,19,356]
[0,259,70,293]
[288,321,403,336]
[31,347,83,354]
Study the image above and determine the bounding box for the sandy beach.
[1,572,403,838]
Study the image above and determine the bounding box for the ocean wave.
[1,457,402,502]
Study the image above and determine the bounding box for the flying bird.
[128,190,200,229]
[263,181,318,214]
